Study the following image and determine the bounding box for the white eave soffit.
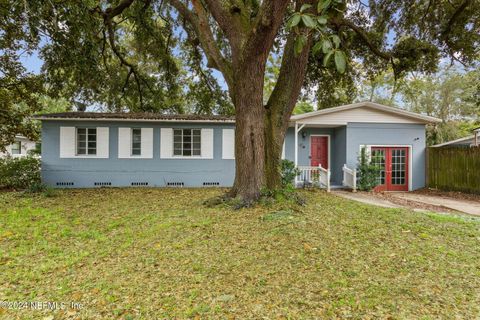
[289,101,442,124]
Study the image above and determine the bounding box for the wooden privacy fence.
[427,147,480,194]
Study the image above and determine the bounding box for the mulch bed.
[413,188,480,202]
[369,191,459,213]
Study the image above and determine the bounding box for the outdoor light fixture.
[302,131,307,139]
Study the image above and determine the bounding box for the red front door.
[310,136,329,169]
[371,147,409,191]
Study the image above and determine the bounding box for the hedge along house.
[35,102,440,191]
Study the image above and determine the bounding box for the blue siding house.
[36,102,440,191]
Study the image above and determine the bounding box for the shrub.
[356,148,381,191]
[281,159,301,188]
[0,156,41,190]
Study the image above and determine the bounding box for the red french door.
[371,147,409,191]
[310,136,329,169]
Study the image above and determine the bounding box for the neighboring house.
[431,127,480,148]
[0,136,37,158]
[34,102,440,191]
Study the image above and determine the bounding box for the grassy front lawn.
[1,188,480,319]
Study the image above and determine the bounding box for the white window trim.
[172,128,202,158]
[160,128,213,159]
[76,127,97,157]
[60,126,108,159]
[118,127,152,159]
[11,141,22,155]
[131,128,142,157]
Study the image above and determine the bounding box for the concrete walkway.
[391,193,480,216]
[333,191,403,209]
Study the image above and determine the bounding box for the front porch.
[295,164,357,192]
[281,102,434,192]
[285,122,357,192]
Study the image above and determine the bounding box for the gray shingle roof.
[34,112,235,122]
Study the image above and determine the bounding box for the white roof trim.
[431,135,475,147]
[290,101,442,123]
[36,117,235,123]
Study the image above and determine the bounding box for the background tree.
[1,0,479,202]
[293,100,315,115]
[0,4,45,149]
[0,0,233,150]
[356,65,479,144]
[402,67,479,144]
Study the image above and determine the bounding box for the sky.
[19,50,42,74]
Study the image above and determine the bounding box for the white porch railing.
[342,164,357,192]
[297,165,330,192]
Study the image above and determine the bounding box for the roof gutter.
[34,117,236,123]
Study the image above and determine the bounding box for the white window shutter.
[222,129,235,159]
[118,128,131,158]
[201,128,214,159]
[59,127,75,158]
[141,128,153,158]
[96,127,109,158]
[281,140,286,160]
[160,128,173,158]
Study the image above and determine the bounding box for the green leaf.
[287,14,301,29]
[334,50,347,73]
[331,34,341,48]
[317,0,332,13]
[322,39,332,54]
[323,50,334,67]
[312,42,323,55]
[317,16,328,24]
[301,15,317,28]
[294,35,307,55]
[300,4,312,12]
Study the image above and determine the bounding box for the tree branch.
[97,0,148,109]
[333,18,392,61]
[441,0,472,47]
[167,0,233,87]
[104,19,145,109]
[103,0,136,19]
[242,0,290,61]
[200,0,244,48]
[265,1,314,127]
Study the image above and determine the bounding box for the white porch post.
[294,122,298,167]
[294,122,298,185]
[294,123,306,186]
[327,169,331,192]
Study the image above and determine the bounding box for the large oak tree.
[1,0,478,202]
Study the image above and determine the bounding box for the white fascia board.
[290,101,442,123]
[36,117,235,123]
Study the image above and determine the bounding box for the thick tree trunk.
[229,64,267,202]
[263,31,314,190]
[264,109,288,190]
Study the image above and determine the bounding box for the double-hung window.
[11,141,21,155]
[77,128,97,155]
[131,128,142,156]
[173,129,201,156]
